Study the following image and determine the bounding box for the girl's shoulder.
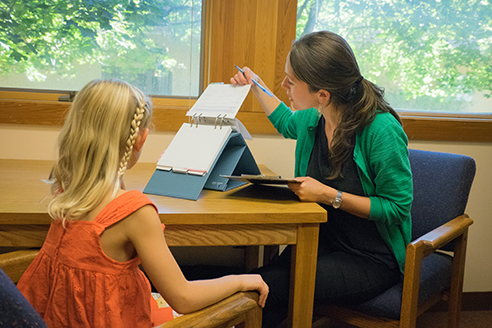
[111,190,157,215]
[94,190,157,226]
[111,189,154,205]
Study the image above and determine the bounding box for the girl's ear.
[317,89,331,106]
[134,128,149,152]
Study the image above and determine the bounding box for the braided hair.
[118,103,147,177]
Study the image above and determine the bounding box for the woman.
[231,30,413,327]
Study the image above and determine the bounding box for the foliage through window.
[0,0,202,97]
[296,0,492,113]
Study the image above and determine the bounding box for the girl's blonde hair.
[48,79,153,225]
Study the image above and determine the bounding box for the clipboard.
[221,174,301,185]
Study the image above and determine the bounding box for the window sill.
[399,112,492,143]
[1,98,491,142]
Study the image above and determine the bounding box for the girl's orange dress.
[17,190,175,327]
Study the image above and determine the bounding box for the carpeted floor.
[416,310,492,328]
[316,310,492,328]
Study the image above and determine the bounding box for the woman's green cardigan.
[268,102,413,273]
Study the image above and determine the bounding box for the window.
[296,0,492,114]
[0,0,202,97]
[1,0,490,141]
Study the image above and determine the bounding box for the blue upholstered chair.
[0,250,47,328]
[314,149,476,328]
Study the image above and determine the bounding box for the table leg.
[288,223,319,328]
[244,246,260,272]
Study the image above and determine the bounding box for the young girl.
[17,79,268,327]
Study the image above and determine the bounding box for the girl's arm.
[124,205,268,314]
[230,66,281,116]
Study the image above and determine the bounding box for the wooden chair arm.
[410,214,473,257]
[0,249,39,284]
[400,214,473,326]
[0,251,261,328]
[157,291,261,328]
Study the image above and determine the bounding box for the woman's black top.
[306,116,397,270]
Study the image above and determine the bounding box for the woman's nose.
[281,76,289,90]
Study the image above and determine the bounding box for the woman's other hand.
[288,176,334,203]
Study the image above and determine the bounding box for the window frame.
[1,0,491,143]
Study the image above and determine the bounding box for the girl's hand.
[288,176,334,203]
[230,66,260,86]
[238,274,269,308]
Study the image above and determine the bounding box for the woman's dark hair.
[289,30,401,179]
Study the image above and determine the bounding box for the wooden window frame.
[1,0,491,143]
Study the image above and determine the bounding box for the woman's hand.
[230,66,280,115]
[238,274,269,308]
[290,177,372,218]
[288,176,335,204]
[230,66,259,86]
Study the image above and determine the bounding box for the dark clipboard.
[221,174,301,185]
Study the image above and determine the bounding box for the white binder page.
[156,123,232,175]
[187,84,251,119]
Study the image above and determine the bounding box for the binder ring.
[197,113,203,127]
[192,113,198,128]
[220,114,227,129]
[214,114,221,129]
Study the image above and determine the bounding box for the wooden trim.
[2,98,492,141]
[401,113,492,143]
[202,0,212,87]
[0,90,64,101]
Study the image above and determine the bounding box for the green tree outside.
[0,0,202,96]
[296,0,492,112]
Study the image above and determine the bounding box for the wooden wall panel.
[207,0,296,113]
[0,100,68,126]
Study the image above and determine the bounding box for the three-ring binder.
[144,83,261,200]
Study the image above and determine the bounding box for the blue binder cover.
[143,132,260,200]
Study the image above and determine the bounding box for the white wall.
[1,124,491,292]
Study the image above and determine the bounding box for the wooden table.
[0,159,326,328]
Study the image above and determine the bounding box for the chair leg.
[263,245,280,265]
[244,246,260,272]
[447,230,468,328]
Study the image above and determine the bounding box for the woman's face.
[281,58,318,111]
